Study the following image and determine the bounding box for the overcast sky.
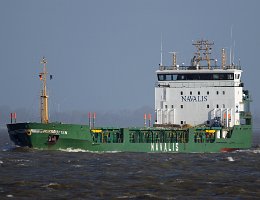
[0,0,259,126]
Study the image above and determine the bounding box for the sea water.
[0,129,259,199]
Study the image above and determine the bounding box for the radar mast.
[192,40,214,69]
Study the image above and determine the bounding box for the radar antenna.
[192,40,214,69]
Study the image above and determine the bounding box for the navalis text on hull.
[7,40,253,152]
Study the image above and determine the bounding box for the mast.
[39,57,49,123]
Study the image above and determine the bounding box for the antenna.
[230,25,233,65]
[160,33,163,66]
[233,40,235,64]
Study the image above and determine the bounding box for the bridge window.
[158,74,165,81]
[235,74,240,79]
[213,74,219,80]
[172,75,178,80]
[228,74,234,80]
[165,75,172,81]
[157,73,234,81]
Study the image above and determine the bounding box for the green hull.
[6,122,252,153]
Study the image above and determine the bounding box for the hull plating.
[7,122,252,153]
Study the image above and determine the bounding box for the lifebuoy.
[27,130,32,136]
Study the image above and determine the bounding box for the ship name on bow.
[31,129,68,135]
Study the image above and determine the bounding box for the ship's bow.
[6,123,32,147]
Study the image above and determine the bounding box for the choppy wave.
[41,182,62,190]
[1,142,14,152]
[117,193,161,199]
[0,149,259,199]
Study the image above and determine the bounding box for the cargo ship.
[7,40,252,152]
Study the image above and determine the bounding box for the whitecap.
[2,148,9,152]
[117,195,137,199]
[41,182,61,189]
[15,159,30,162]
[105,151,122,153]
[252,149,260,153]
[17,163,26,166]
[176,178,184,183]
[72,164,83,168]
[58,148,88,152]
[227,156,235,162]
[143,193,159,198]
[236,149,260,154]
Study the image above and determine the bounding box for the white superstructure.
[155,40,250,128]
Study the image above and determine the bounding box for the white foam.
[103,151,122,153]
[252,149,260,153]
[236,149,260,154]
[58,148,88,152]
[58,148,121,153]
[14,159,30,162]
[117,195,137,199]
[2,148,8,152]
[72,164,83,168]
[41,182,61,189]
[227,156,235,162]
